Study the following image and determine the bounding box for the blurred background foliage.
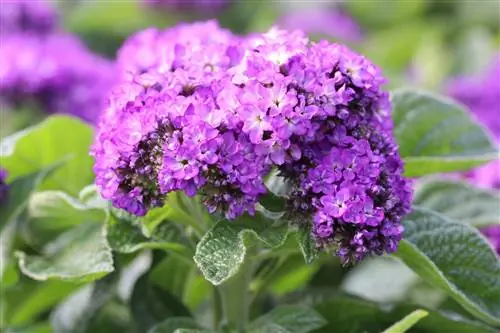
[2,0,500,137]
[0,1,499,332]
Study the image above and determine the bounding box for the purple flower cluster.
[0,0,58,35]
[279,8,363,43]
[0,33,115,123]
[143,0,228,13]
[0,169,8,204]
[93,22,412,262]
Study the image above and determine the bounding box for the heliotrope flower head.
[0,168,8,204]
[0,33,115,123]
[93,24,412,262]
[228,29,411,264]
[0,0,58,35]
[93,22,262,218]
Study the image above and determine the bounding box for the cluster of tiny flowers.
[116,20,237,81]
[143,0,229,12]
[0,0,58,35]
[448,57,500,256]
[231,29,411,263]
[93,21,262,218]
[0,169,8,204]
[93,23,412,262]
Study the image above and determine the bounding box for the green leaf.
[147,317,199,333]
[150,256,192,300]
[247,306,326,333]
[414,179,500,227]
[5,322,52,333]
[28,189,107,228]
[296,228,319,265]
[193,211,289,285]
[396,207,500,326]
[300,292,499,333]
[382,309,429,333]
[391,89,497,177]
[51,274,117,333]
[341,257,418,304]
[130,273,191,332]
[5,280,79,326]
[16,222,114,283]
[106,212,193,262]
[0,166,60,232]
[0,115,94,196]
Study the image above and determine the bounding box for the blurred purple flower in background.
[0,0,115,123]
[0,0,58,35]
[144,0,228,13]
[448,56,500,255]
[279,8,363,42]
[0,169,8,204]
[448,57,500,140]
[482,225,500,255]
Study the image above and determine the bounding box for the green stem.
[218,258,253,331]
[213,287,223,330]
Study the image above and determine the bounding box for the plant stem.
[218,258,253,331]
[213,287,223,329]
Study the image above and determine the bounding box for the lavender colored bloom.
[0,33,115,123]
[0,169,8,204]
[279,8,363,43]
[0,0,58,35]
[236,29,411,264]
[448,57,500,254]
[448,57,500,140]
[482,225,500,256]
[117,20,238,81]
[144,0,228,12]
[93,24,411,263]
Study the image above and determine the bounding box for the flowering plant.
[1,19,499,333]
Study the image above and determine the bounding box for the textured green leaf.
[51,274,116,333]
[0,166,60,232]
[300,292,499,333]
[147,317,199,333]
[414,179,500,227]
[296,227,319,265]
[106,212,193,261]
[396,207,500,326]
[0,115,94,196]
[248,306,326,333]
[16,222,114,283]
[383,310,429,333]
[391,89,497,177]
[28,190,107,228]
[130,273,191,332]
[194,210,289,285]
